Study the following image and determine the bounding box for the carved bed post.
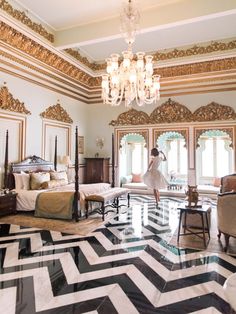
[74,126,79,221]
[112,133,115,187]
[54,135,57,171]
[3,130,9,189]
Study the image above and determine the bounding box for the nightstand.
[0,193,17,216]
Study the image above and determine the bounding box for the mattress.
[15,183,111,212]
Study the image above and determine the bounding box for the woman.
[143,147,168,206]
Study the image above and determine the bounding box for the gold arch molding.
[110,99,236,126]
[195,127,234,148]
[117,129,149,150]
[40,102,73,124]
[0,84,31,115]
[153,129,188,148]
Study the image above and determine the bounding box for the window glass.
[202,138,214,176]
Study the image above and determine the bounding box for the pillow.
[120,175,132,185]
[13,173,24,190]
[30,172,50,190]
[41,179,68,189]
[50,171,68,184]
[212,177,221,187]
[132,173,142,183]
[21,171,30,190]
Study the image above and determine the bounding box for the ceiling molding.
[0,0,54,42]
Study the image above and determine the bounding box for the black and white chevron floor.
[0,195,235,314]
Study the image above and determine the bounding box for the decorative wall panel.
[40,103,73,124]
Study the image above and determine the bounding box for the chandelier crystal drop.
[102,0,160,107]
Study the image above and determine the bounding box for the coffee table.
[177,204,211,247]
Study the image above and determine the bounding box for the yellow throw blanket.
[35,191,75,220]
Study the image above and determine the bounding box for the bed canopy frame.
[3,128,115,221]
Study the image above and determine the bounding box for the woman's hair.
[151,147,159,156]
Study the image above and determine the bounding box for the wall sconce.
[96,137,104,149]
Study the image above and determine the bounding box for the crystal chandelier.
[102,0,160,107]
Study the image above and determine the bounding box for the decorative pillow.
[21,171,30,190]
[120,175,132,185]
[50,171,68,184]
[13,173,24,190]
[132,173,142,183]
[212,177,221,187]
[41,179,68,189]
[30,172,50,190]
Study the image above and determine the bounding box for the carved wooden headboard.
[8,155,54,189]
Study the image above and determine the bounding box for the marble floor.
[0,195,236,314]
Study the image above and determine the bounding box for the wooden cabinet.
[0,193,17,216]
[85,158,110,184]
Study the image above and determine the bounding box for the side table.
[177,204,211,247]
[0,193,17,216]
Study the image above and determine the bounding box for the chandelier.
[101,0,160,107]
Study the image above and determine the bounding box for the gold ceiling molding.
[154,57,236,78]
[0,84,31,114]
[110,98,236,126]
[193,102,236,122]
[110,108,150,126]
[65,40,236,72]
[195,127,234,148]
[40,102,73,124]
[0,0,54,43]
[153,40,236,62]
[0,22,92,87]
[154,129,188,146]
[150,99,192,123]
[65,49,104,71]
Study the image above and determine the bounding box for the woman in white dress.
[143,148,168,206]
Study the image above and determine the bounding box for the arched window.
[157,132,187,182]
[196,130,233,184]
[119,134,148,177]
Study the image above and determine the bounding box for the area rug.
[0,212,115,236]
[169,205,236,255]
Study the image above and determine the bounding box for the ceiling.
[7,0,236,63]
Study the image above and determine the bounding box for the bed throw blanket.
[35,191,75,220]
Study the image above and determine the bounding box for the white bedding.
[15,183,111,212]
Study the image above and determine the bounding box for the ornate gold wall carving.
[195,128,234,148]
[0,22,92,87]
[0,84,31,114]
[110,109,150,126]
[193,102,235,121]
[110,99,236,126]
[40,103,73,124]
[0,0,54,42]
[150,99,192,123]
[153,40,236,62]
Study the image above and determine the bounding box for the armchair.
[217,192,236,252]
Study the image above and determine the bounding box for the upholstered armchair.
[217,174,236,252]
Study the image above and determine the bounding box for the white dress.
[143,156,168,189]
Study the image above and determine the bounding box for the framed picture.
[78,136,84,154]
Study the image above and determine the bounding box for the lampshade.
[62,155,71,166]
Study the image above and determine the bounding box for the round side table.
[224,272,236,312]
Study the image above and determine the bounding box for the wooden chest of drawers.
[0,193,17,216]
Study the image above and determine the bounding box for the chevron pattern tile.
[0,195,235,313]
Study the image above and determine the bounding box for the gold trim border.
[0,0,54,42]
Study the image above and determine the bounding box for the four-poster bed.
[3,129,123,221]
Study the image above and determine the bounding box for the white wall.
[0,73,88,175]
